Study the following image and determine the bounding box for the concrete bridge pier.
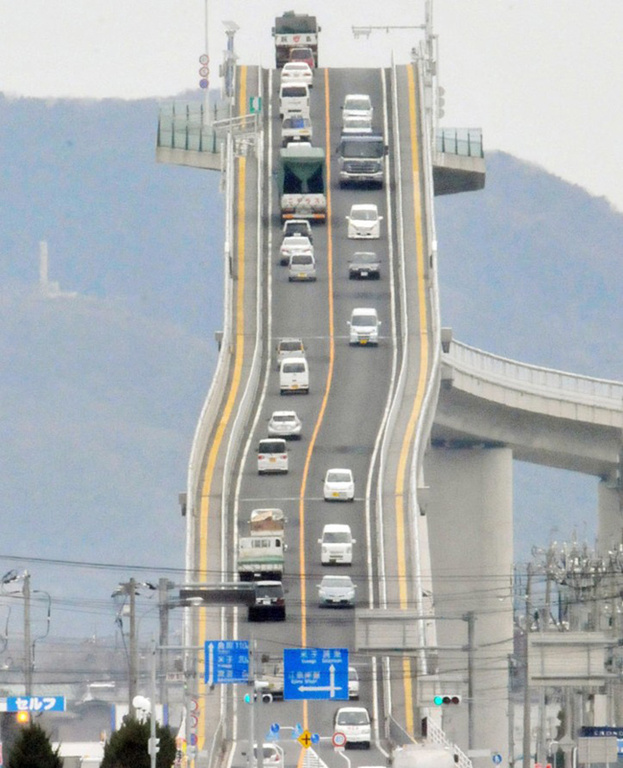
[597,479,623,555]
[425,445,514,765]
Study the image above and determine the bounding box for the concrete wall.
[425,446,514,766]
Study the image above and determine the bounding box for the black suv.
[248,581,286,622]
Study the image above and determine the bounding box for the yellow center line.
[197,66,248,751]
[298,67,334,734]
[394,64,429,736]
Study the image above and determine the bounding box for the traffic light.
[243,691,273,704]
[16,711,30,724]
[433,694,461,706]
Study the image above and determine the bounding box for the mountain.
[1,96,621,638]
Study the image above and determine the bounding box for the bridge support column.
[425,446,513,766]
[597,480,623,555]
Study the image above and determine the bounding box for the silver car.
[317,575,357,608]
[280,233,313,266]
[288,252,316,281]
[268,410,302,439]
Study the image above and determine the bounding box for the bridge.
[155,23,622,768]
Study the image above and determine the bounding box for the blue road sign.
[283,648,349,700]
[204,640,249,684]
[492,754,503,764]
[6,696,65,713]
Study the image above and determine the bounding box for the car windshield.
[259,441,285,453]
[338,710,368,725]
[255,585,283,599]
[352,315,376,327]
[279,341,303,352]
[353,253,377,264]
[349,668,359,680]
[345,98,371,112]
[285,222,309,235]
[283,362,305,373]
[291,254,313,265]
[282,86,307,97]
[323,577,352,589]
[284,117,310,129]
[341,140,384,158]
[324,531,350,543]
[351,208,377,221]
[272,414,295,423]
[327,471,351,483]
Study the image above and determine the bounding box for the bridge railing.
[435,128,484,159]
[448,339,623,411]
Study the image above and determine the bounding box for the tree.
[6,721,62,768]
[101,716,176,768]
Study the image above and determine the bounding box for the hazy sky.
[2,0,622,212]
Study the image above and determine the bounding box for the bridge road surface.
[226,65,400,768]
[189,64,437,765]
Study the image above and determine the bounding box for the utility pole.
[465,611,475,750]
[158,578,172,710]
[129,578,138,716]
[23,571,32,697]
[523,564,533,768]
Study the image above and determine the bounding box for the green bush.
[6,722,62,768]
[101,716,176,768]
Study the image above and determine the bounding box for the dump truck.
[272,11,320,69]
[337,132,387,188]
[279,144,327,221]
[238,535,285,581]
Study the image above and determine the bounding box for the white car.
[282,219,313,242]
[288,252,316,281]
[334,706,371,748]
[323,468,355,501]
[319,524,355,565]
[346,204,383,239]
[276,337,306,369]
[253,744,284,768]
[257,438,288,474]
[268,410,302,439]
[281,61,313,87]
[348,307,381,346]
[279,233,313,265]
[317,575,357,608]
[342,94,373,122]
[281,114,313,146]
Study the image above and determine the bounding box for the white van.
[334,706,371,749]
[257,438,288,474]
[319,524,355,565]
[279,83,310,117]
[279,356,309,394]
[348,308,381,346]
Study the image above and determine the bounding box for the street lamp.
[1,570,51,697]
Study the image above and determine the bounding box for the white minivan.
[348,308,381,346]
[319,524,355,565]
[279,356,309,394]
[257,438,288,474]
[279,83,310,117]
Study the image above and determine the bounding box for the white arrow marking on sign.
[297,665,342,697]
[207,643,214,686]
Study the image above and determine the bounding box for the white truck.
[249,508,286,537]
[238,535,285,582]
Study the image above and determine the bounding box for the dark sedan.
[348,251,380,280]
